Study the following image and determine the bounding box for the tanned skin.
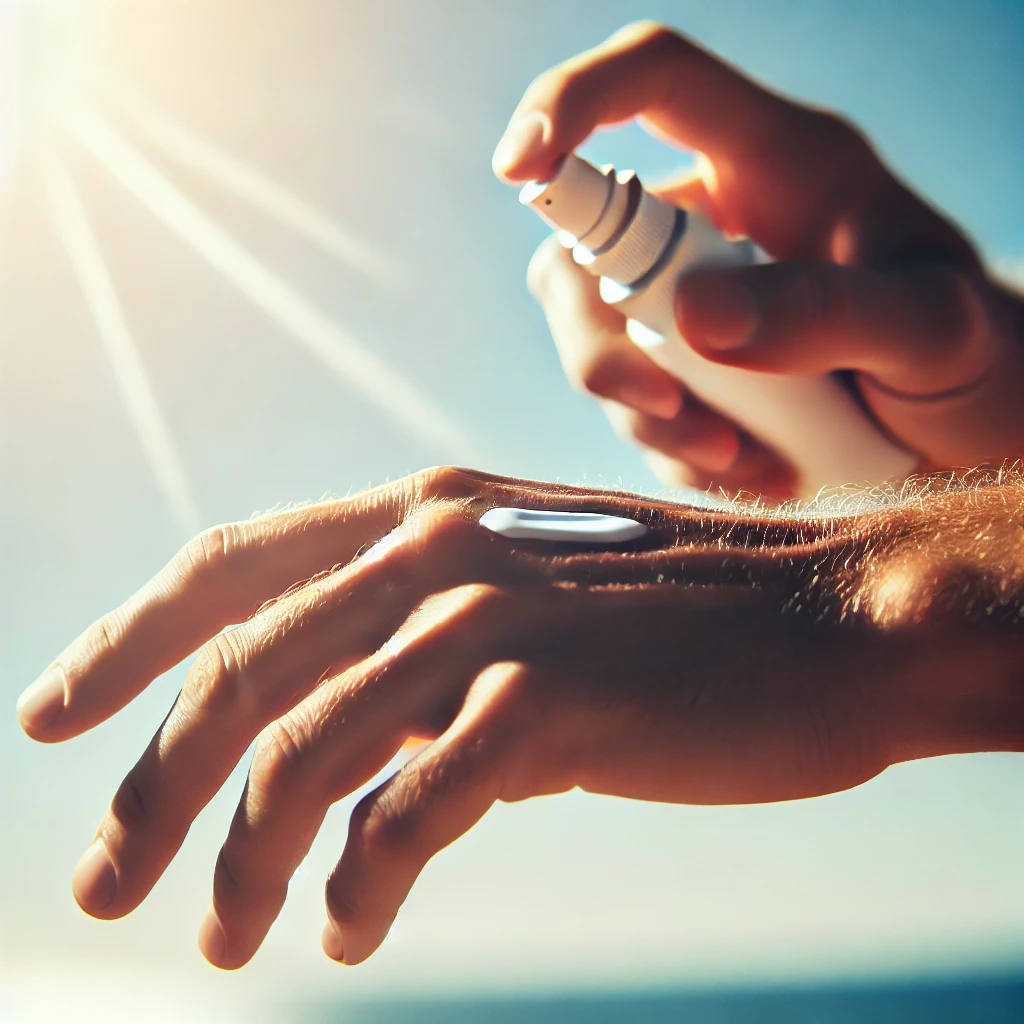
[16,467,1024,968]
[15,20,1024,974]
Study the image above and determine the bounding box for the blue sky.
[1,1,1023,1019]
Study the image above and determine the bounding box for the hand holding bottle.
[494,22,1024,497]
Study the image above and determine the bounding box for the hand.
[16,467,1024,968]
[494,22,1024,497]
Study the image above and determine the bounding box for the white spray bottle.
[519,154,918,496]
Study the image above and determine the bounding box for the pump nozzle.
[520,153,680,287]
[518,154,614,241]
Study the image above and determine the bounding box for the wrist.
[843,479,1024,762]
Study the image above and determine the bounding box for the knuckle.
[574,352,622,399]
[184,632,247,716]
[248,714,314,804]
[523,65,570,111]
[410,465,484,503]
[615,20,681,53]
[500,665,544,710]
[348,790,401,854]
[802,109,876,171]
[348,772,439,862]
[407,503,474,555]
[360,792,423,856]
[470,660,542,715]
[415,582,508,630]
[807,109,862,143]
[527,19,688,124]
[361,503,473,578]
[463,583,513,626]
[180,524,234,576]
[861,553,932,629]
[174,522,252,594]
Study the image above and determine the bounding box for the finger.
[638,432,797,502]
[676,262,996,396]
[71,507,520,920]
[600,398,740,474]
[650,164,720,228]
[641,448,706,491]
[698,437,799,502]
[16,475,429,742]
[528,235,682,419]
[17,467,588,742]
[494,23,975,267]
[322,662,537,966]
[493,21,792,184]
[599,387,798,499]
[201,584,534,970]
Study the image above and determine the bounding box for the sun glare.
[1,0,479,533]
[0,0,93,183]
[0,0,18,183]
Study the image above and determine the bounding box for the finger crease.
[858,367,994,404]
[216,847,243,893]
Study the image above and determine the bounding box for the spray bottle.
[519,154,918,496]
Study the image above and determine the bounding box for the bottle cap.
[574,189,677,285]
[519,154,613,242]
[521,154,676,286]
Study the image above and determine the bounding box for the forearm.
[819,472,1024,762]
[526,469,1024,774]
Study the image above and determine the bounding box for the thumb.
[675,262,995,396]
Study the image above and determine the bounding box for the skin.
[15,22,1024,973]
[15,466,1024,969]
[495,22,1024,498]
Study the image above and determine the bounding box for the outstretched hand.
[17,467,1024,968]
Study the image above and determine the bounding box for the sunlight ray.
[41,152,203,535]
[61,100,481,464]
[0,0,17,185]
[91,76,395,282]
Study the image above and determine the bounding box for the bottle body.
[600,207,919,494]
[519,154,918,496]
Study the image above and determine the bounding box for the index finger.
[493,21,793,184]
[15,467,673,743]
[15,468,479,742]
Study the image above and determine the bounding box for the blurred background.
[2,1,1024,1020]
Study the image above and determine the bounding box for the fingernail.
[72,838,117,912]
[678,274,760,351]
[17,664,66,731]
[619,384,682,421]
[492,111,550,176]
[322,919,346,963]
[199,909,227,968]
